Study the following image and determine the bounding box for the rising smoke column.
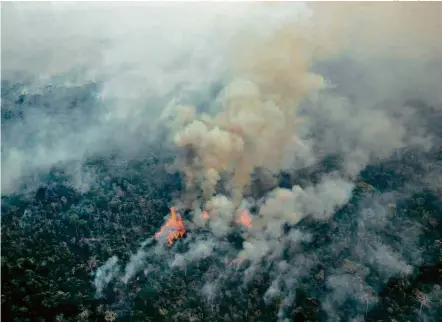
[167,1,442,213]
[159,3,442,318]
[78,2,442,320]
[169,11,327,209]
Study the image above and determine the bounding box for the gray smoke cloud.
[3,2,303,194]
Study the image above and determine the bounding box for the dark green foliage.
[1,153,181,322]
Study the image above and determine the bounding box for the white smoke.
[94,256,119,297]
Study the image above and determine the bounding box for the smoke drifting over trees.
[2,2,442,321]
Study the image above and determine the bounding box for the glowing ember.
[202,210,210,221]
[154,207,186,245]
[236,209,252,228]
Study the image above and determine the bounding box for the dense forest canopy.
[2,2,442,321]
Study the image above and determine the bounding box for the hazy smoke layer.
[2,2,442,321]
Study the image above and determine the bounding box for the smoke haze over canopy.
[2,2,442,321]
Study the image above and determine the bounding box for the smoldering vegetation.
[2,2,442,322]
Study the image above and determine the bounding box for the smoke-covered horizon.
[2,2,442,321]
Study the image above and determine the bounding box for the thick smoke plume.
[3,2,442,321]
[165,1,442,225]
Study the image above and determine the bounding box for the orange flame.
[154,206,186,245]
[202,210,210,221]
[236,209,252,228]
